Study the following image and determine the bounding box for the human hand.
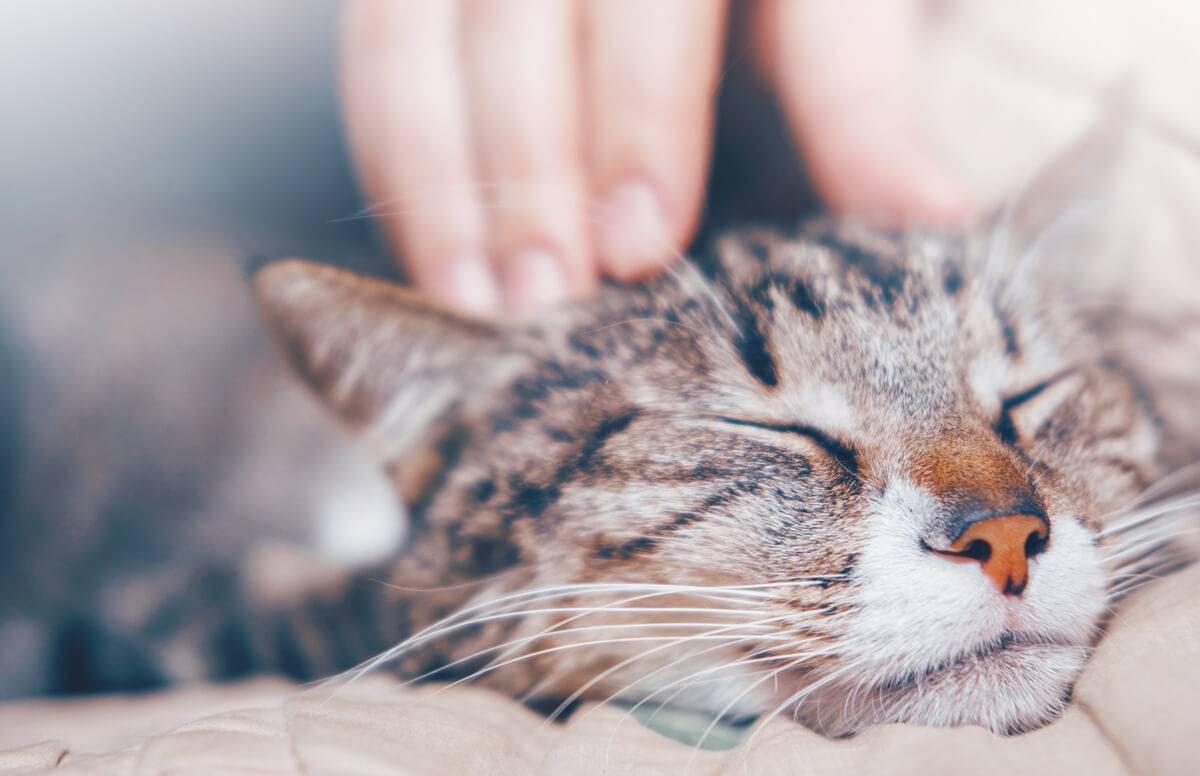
[340,1,973,317]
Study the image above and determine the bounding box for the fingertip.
[422,254,502,318]
[907,169,979,226]
[811,130,978,229]
[499,249,570,314]
[595,180,679,282]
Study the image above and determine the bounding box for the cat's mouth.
[798,632,1093,736]
[875,631,1082,694]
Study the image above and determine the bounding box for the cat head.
[253,118,1169,736]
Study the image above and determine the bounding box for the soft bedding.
[1,566,1195,775]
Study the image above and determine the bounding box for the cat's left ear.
[990,84,1137,284]
[253,260,527,451]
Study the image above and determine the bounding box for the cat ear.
[990,84,1136,283]
[253,260,525,452]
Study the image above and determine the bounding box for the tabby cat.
[242,119,1198,737]
[8,117,1197,738]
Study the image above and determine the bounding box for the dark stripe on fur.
[406,422,471,531]
[994,302,1021,356]
[504,408,640,528]
[594,535,658,561]
[730,306,779,387]
[811,230,908,308]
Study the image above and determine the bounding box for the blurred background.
[0,1,380,698]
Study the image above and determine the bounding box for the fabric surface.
[1,567,1195,775]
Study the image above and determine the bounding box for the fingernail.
[918,176,978,225]
[596,180,670,281]
[434,254,500,316]
[502,249,568,312]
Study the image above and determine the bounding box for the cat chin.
[788,641,1090,737]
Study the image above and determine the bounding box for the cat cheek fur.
[814,643,1090,736]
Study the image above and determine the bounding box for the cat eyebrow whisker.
[336,178,587,221]
[588,194,742,332]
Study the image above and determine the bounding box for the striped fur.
[248,203,1193,735]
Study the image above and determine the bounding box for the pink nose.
[932,515,1049,596]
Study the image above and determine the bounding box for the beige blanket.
[0,566,1194,775]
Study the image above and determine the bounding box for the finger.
[460,0,593,313]
[340,0,499,316]
[756,0,975,226]
[583,0,728,281]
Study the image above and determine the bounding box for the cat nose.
[931,514,1050,596]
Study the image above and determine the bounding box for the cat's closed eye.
[994,371,1080,446]
[710,416,860,477]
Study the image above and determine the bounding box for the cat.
[5,111,1197,739]
[240,117,1199,737]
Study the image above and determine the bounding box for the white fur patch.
[844,478,1102,683]
[314,449,405,566]
[968,352,1009,417]
[800,383,858,436]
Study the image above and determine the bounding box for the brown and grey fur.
[246,120,1198,733]
[8,116,1199,736]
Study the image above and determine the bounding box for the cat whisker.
[1103,526,1198,565]
[1099,494,1200,537]
[1108,461,1200,514]
[616,641,832,730]
[601,643,834,767]
[476,581,833,673]
[686,653,841,770]
[322,583,780,695]
[541,616,801,725]
[366,565,527,594]
[402,619,781,689]
[1108,553,1193,597]
[444,627,795,715]
[735,658,869,764]
[337,179,587,221]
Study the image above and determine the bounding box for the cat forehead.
[722,222,980,321]
[564,224,1007,400]
[509,220,1079,451]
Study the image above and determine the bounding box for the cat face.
[255,210,1163,736]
